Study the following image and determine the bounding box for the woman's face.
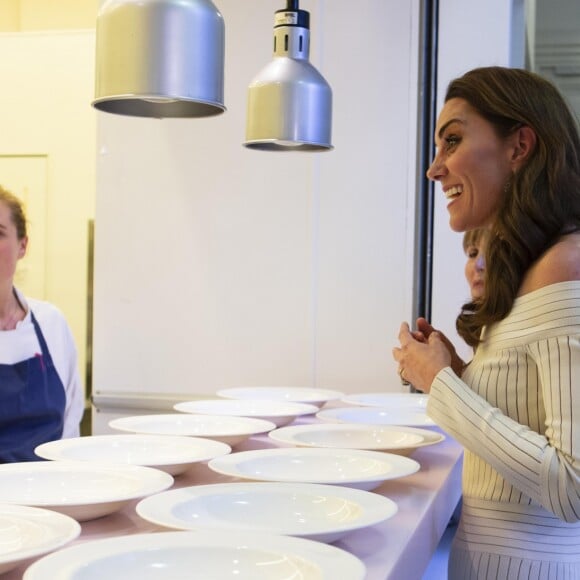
[0,201,27,285]
[427,98,516,232]
[464,238,486,300]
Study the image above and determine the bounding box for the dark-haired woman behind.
[393,67,580,579]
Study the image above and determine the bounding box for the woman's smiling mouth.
[444,185,463,200]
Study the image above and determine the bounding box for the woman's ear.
[18,236,28,259]
[510,125,537,170]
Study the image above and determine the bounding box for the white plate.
[269,424,444,455]
[109,413,276,446]
[317,405,435,427]
[174,399,318,427]
[341,392,429,409]
[136,482,397,543]
[35,434,231,476]
[0,461,174,522]
[23,530,366,580]
[217,387,344,408]
[208,448,419,491]
[0,504,81,575]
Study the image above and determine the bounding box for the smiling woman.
[393,66,580,580]
[426,97,528,233]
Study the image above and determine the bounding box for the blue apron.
[0,311,66,462]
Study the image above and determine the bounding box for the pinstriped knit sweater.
[428,281,580,575]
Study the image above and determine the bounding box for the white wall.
[0,0,98,31]
[92,0,420,409]
[0,31,96,396]
[92,0,525,425]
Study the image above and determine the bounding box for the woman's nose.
[475,254,485,271]
[426,153,446,181]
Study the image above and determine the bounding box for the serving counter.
[5,428,462,580]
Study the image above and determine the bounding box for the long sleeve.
[428,281,580,522]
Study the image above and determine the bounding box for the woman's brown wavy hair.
[446,67,580,347]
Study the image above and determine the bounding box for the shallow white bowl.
[23,530,366,580]
[136,481,398,543]
[317,405,435,428]
[0,461,174,521]
[0,504,81,575]
[35,434,231,476]
[208,447,419,491]
[269,424,444,455]
[341,392,429,409]
[108,413,276,446]
[217,387,344,408]
[174,399,318,427]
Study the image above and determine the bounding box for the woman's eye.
[467,247,479,258]
[444,135,461,150]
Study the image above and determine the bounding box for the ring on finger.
[398,366,410,386]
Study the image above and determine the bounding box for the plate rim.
[0,504,81,570]
[108,413,277,436]
[0,461,174,507]
[316,406,436,427]
[22,530,367,580]
[268,423,444,450]
[217,386,345,403]
[207,447,420,484]
[135,481,398,537]
[34,434,231,466]
[174,399,320,417]
[340,392,430,407]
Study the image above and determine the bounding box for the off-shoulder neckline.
[514,280,580,303]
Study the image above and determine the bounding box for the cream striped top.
[428,281,580,524]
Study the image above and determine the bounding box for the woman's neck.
[0,284,15,313]
[0,286,25,330]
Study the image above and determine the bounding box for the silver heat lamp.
[92,0,225,118]
[244,0,333,151]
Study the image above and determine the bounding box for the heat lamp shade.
[244,57,333,151]
[93,0,225,118]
